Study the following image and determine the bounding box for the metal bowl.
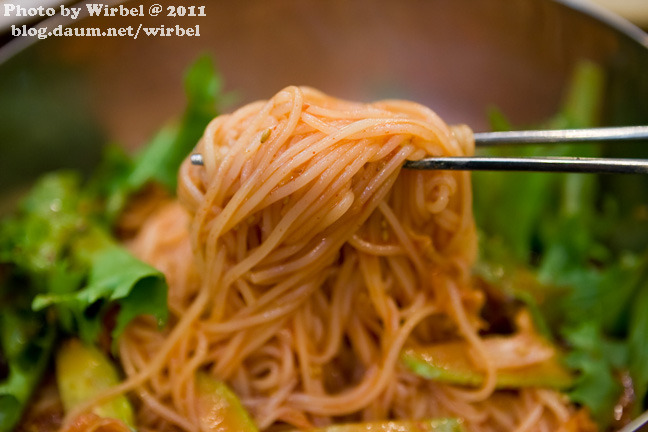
[0,0,648,427]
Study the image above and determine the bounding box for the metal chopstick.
[473,125,648,146]
[617,408,648,432]
[403,156,648,174]
[189,126,648,174]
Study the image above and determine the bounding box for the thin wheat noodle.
[59,86,588,432]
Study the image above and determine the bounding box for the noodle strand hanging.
[109,86,585,431]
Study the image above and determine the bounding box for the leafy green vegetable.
[138,53,224,191]
[562,322,627,427]
[92,54,225,222]
[473,60,648,429]
[628,279,648,416]
[0,306,55,432]
[474,61,604,263]
[0,55,225,429]
[2,172,168,345]
[31,224,168,345]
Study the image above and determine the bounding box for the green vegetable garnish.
[402,341,573,390]
[56,339,135,427]
[90,54,226,222]
[195,372,259,432]
[0,307,55,431]
[0,55,225,430]
[473,60,648,428]
[2,172,168,345]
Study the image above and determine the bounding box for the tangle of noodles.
[98,86,591,431]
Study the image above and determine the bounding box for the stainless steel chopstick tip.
[190,154,204,166]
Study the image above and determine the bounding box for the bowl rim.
[557,0,648,46]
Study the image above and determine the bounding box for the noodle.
[82,86,587,431]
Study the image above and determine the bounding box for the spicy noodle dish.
[1,58,646,432]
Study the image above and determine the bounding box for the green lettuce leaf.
[472,60,648,429]
[1,172,168,344]
[90,55,224,223]
[132,53,224,191]
[628,278,648,416]
[0,55,225,429]
[474,60,604,263]
[0,305,55,432]
[32,226,168,344]
[562,322,627,427]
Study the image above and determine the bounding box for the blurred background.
[1,0,648,34]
